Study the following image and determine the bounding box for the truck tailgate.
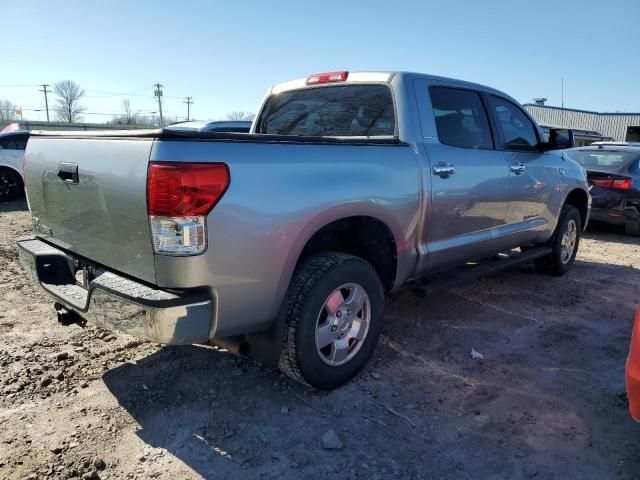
[24,137,156,284]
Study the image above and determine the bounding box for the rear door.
[415,81,510,269]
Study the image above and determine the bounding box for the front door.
[487,95,551,237]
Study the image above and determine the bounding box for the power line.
[183,97,193,121]
[154,83,164,125]
[39,84,50,122]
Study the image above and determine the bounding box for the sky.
[2,0,639,123]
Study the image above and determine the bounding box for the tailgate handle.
[58,162,79,184]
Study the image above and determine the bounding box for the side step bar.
[418,247,552,297]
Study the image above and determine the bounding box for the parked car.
[17,71,590,389]
[626,306,640,421]
[0,130,29,201]
[166,120,252,133]
[565,144,640,235]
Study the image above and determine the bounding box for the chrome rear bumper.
[17,236,213,345]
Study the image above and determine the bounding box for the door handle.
[510,164,526,175]
[432,164,456,177]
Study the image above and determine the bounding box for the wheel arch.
[562,187,590,231]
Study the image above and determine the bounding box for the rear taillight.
[591,177,633,190]
[306,71,348,85]
[147,162,230,256]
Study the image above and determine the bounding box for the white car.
[0,131,28,201]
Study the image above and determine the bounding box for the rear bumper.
[17,236,213,345]
[590,207,639,226]
[626,306,640,421]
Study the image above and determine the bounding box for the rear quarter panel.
[151,139,421,337]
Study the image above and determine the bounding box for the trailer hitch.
[53,302,86,327]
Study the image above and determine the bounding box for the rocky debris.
[40,377,52,388]
[93,458,106,470]
[50,446,63,455]
[50,351,69,362]
[292,450,310,466]
[83,470,100,479]
[371,372,382,380]
[321,429,343,450]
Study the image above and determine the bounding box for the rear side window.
[0,134,28,150]
[429,87,493,149]
[258,85,395,137]
[489,96,539,150]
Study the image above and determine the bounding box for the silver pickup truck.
[18,71,590,389]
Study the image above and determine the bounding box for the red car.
[626,306,640,421]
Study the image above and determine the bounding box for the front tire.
[534,205,581,276]
[278,252,384,390]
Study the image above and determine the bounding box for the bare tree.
[122,99,132,124]
[0,99,18,121]
[226,111,253,121]
[109,113,156,127]
[53,80,86,123]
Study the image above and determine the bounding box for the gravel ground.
[1,199,639,480]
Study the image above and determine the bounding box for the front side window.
[258,84,395,137]
[490,96,538,150]
[429,86,493,149]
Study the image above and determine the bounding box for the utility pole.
[154,83,164,126]
[39,84,50,122]
[183,97,193,121]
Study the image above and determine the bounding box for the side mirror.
[545,128,574,150]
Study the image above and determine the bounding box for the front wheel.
[278,252,384,390]
[533,205,581,276]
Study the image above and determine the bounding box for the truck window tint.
[429,87,493,149]
[490,96,538,150]
[0,135,28,150]
[258,85,395,137]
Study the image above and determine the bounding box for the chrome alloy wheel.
[315,283,371,366]
[560,219,577,264]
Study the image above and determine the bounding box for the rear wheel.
[278,252,384,390]
[0,168,23,202]
[533,205,581,276]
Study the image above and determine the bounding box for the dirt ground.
[1,199,639,480]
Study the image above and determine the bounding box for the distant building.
[524,103,640,146]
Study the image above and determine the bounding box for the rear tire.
[278,252,384,390]
[625,221,640,237]
[533,205,581,276]
[0,168,23,202]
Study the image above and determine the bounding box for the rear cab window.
[256,84,396,137]
[564,150,640,169]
